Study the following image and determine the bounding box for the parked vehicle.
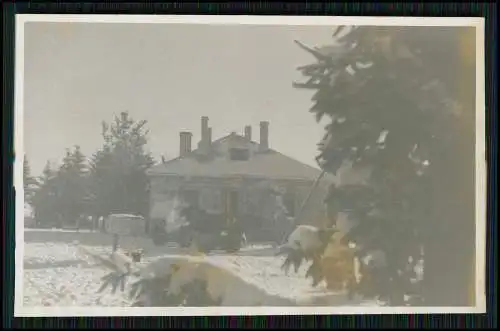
[105,214,147,237]
[150,203,246,253]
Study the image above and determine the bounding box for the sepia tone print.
[15,15,486,316]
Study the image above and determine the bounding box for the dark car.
[151,205,246,253]
[184,226,246,253]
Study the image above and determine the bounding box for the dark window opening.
[182,189,200,208]
[229,191,239,214]
[229,148,250,161]
[225,190,240,219]
[283,192,296,217]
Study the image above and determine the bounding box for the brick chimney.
[179,131,192,157]
[244,125,252,141]
[259,121,269,151]
[199,116,210,153]
[201,116,209,139]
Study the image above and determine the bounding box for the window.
[200,188,223,214]
[226,190,240,218]
[182,189,200,207]
[150,178,171,195]
[229,148,250,161]
[283,192,296,217]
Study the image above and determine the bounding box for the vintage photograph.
[15,15,486,316]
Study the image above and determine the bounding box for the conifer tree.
[56,146,89,227]
[88,111,155,220]
[23,154,38,205]
[31,161,59,227]
[294,26,476,305]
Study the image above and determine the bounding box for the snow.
[24,203,33,217]
[25,228,96,233]
[376,130,389,144]
[202,255,328,301]
[22,240,381,307]
[23,243,129,307]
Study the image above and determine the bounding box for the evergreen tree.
[88,146,114,220]
[55,146,89,227]
[88,111,155,219]
[23,154,38,205]
[293,26,476,305]
[31,161,59,227]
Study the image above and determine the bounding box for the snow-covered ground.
[22,242,307,307]
[25,228,97,233]
[23,243,130,307]
[22,240,380,307]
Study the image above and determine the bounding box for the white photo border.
[13,14,487,317]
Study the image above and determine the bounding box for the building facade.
[146,117,333,243]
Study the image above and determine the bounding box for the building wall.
[150,176,330,217]
[294,180,332,228]
[149,174,332,241]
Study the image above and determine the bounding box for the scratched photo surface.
[15,15,486,316]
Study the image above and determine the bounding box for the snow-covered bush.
[81,246,297,307]
[277,225,337,274]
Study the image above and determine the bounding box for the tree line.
[23,111,155,229]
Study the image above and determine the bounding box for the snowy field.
[21,242,334,307]
[22,230,383,307]
[23,243,131,307]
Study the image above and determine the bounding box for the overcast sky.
[23,21,335,176]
